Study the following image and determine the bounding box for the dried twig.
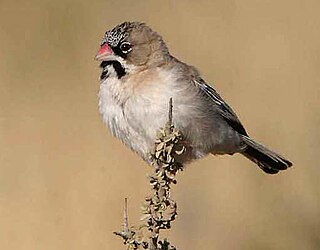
[114,98,185,249]
[124,198,129,234]
[168,98,173,126]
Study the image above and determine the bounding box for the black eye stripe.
[112,46,127,59]
[110,42,132,59]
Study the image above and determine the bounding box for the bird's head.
[95,22,169,69]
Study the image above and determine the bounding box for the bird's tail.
[240,135,292,174]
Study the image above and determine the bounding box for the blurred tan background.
[0,0,319,249]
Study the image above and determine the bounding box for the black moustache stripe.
[100,60,126,79]
[100,69,108,81]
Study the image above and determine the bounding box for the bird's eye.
[120,42,132,53]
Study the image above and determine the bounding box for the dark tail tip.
[241,136,292,174]
[243,146,292,174]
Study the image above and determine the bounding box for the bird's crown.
[100,22,145,47]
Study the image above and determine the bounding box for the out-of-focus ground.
[0,0,319,249]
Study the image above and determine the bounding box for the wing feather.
[194,78,248,136]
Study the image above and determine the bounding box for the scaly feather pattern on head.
[100,22,144,47]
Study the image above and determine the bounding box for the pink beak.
[95,43,113,61]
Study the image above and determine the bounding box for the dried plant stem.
[168,98,173,126]
[114,98,185,250]
[124,198,129,234]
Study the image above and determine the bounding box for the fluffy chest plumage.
[98,66,180,160]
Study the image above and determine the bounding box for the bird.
[95,21,292,174]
